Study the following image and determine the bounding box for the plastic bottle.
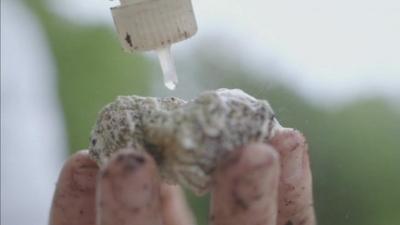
[111,0,198,90]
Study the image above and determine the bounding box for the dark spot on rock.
[125,33,133,47]
[144,142,164,165]
[285,220,293,225]
[267,115,275,138]
[105,114,111,120]
[270,113,275,121]
[255,131,261,138]
[79,210,84,215]
[90,150,99,160]
[120,127,129,134]
[91,138,97,146]
[105,151,111,157]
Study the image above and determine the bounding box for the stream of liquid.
[157,46,178,90]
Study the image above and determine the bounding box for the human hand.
[49,128,315,225]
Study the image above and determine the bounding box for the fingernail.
[243,143,278,167]
[51,151,98,225]
[98,151,163,225]
[285,132,307,180]
[211,144,280,225]
[233,144,279,209]
[270,130,307,180]
[71,151,99,191]
[103,151,159,209]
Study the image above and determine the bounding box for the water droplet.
[164,80,176,90]
[157,46,178,90]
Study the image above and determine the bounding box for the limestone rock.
[89,89,280,194]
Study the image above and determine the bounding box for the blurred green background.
[27,1,400,224]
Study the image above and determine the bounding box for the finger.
[50,150,99,225]
[210,143,280,225]
[269,129,316,225]
[97,149,163,225]
[160,184,196,225]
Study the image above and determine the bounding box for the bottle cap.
[112,0,198,52]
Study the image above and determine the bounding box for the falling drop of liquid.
[157,46,178,90]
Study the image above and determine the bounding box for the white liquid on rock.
[157,46,178,90]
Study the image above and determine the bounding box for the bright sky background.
[50,0,400,106]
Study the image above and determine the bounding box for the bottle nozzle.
[111,0,197,90]
[157,46,178,90]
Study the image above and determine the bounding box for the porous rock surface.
[89,89,279,194]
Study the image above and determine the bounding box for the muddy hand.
[210,128,315,225]
[50,129,315,225]
[49,150,194,225]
